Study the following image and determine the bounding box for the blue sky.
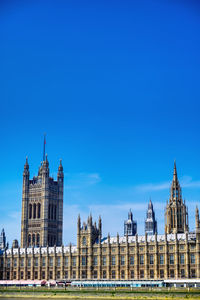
[0,0,200,245]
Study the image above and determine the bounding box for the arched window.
[36,234,40,247]
[32,234,35,246]
[33,204,36,219]
[28,234,31,247]
[29,204,32,219]
[54,205,57,220]
[37,203,41,219]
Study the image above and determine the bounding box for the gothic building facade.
[0,161,200,281]
[21,155,64,248]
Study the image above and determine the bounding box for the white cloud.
[65,172,101,190]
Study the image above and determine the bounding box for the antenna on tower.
[43,133,46,162]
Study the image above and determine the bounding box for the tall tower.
[145,199,157,235]
[0,229,6,249]
[20,143,64,247]
[124,209,137,236]
[165,161,188,234]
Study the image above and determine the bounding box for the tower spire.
[43,134,46,162]
[173,160,177,181]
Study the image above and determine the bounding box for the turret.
[196,206,200,231]
[23,157,29,177]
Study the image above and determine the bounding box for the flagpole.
[43,134,46,161]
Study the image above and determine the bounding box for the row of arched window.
[29,203,41,219]
[48,204,57,220]
[28,233,40,247]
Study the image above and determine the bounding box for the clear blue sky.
[0,0,200,245]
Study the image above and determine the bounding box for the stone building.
[124,210,137,236]
[145,200,157,235]
[0,162,200,281]
[21,155,64,248]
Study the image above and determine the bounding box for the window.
[140,270,144,278]
[130,255,134,265]
[111,270,115,279]
[72,257,76,267]
[191,254,195,264]
[140,255,144,265]
[93,270,97,279]
[20,258,24,267]
[42,257,45,267]
[150,270,154,279]
[180,245,184,250]
[27,271,31,279]
[54,205,57,220]
[32,234,35,246]
[49,257,53,267]
[170,269,174,278]
[112,248,116,253]
[159,246,163,251]
[7,258,10,268]
[121,270,125,279]
[82,270,86,279]
[28,258,31,267]
[169,245,174,251]
[169,254,174,265]
[140,247,144,252]
[180,254,184,265]
[28,235,31,247]
[29,204,32,219]
[57,257,61,267]
[93,256,97,266]
[160,254,164,265]
[82,236,86,246]
[181,269,185,278]
[33,204,36,219]
[121,247,125,252]
[160,269,164,278]
[13,271,17,280]
[35,271,38,279]
[65,271,68,279]
[36,234,40,246]
[38,203,41,219]
[35,258,38,267]
[93,248,97,253]
[42,271,45,279]
[64,257,68,266]
[191,269,196,278]
[121,255,125,266]
[102,256,106,266]
[130,270,134,279]
[6,272,10,280]
[57,271,60,279]
[82,256,86,266]
[72,271,76,279]
[14,258,17,267]
[149,246,154,251]
[150,255,154,265]
[103,270,106,279]
[103,248,106,253]
[111,256,116,266]
[20,271,23,279]
[49,271,53,279]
